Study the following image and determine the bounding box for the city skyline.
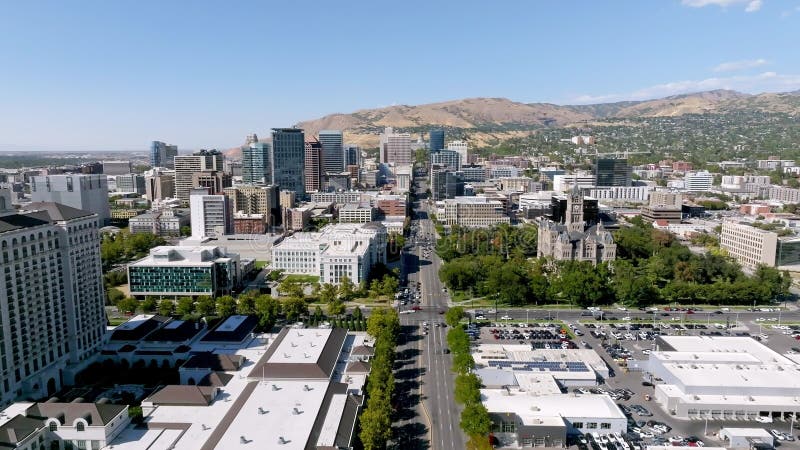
[1,1,799,150]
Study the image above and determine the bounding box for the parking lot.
[467,310,800,449]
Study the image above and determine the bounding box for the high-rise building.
[102,160,132,175]
[684,170,714,192]
[30,174,111,225]
[149,141,178,169]
[174,149,224,203]
[223,185,279,227]
[0,190,106,405]
[144,168,175,201]
[379,127,412,165]
[429,129,445,153]
[270,128,306,198]
[595,158,632,187]
[345,144,361,167]
[447,140,469,166]
[115,173,146,194]
[319,130,344,174]
[190,189,233,239]
[242,142,271,184]
[191,171,231,195]
[304,138,323,193]
[431,149,462,171]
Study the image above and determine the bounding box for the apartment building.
[115,173,145,194]
[379,127,411,165]
[684,170,713,192]
[129,209,190,237]
[720,222,779,270]
[144,167,175,201]
[223,184,279,227]
[174,149,224,203]
[30,174,110,225]
[189,190,232,239]
[769,186,800,203]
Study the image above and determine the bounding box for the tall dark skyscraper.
[150,141,178,168]
[304,137,323,193]
[429,128,445,153]
[270,128,306,198]
[345,144,361,166]
[242,142,271,184]
[319,130,344,174]
[595,158,632,187]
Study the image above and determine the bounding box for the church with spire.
[537,186,617,264]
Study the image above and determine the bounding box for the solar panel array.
[487,360,590,372]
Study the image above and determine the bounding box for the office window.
[572,422,584,429]
[600,423,611,429]
[587,423,597,429]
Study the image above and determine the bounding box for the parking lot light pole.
[704,418,708,436]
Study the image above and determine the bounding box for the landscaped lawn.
[283,274,320,284]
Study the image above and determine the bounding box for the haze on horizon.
[1,0,799,151]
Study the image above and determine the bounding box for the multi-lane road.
[393,182,465,450]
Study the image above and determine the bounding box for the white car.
[617,306,627,311]
[500,315,513,320]
[475,315,487,320]
[756,416,773,423]
[756,317,766,322]
[622,316,632,321]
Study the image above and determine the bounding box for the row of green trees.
[436,224,538,262]
[447,324,492,450]
[359,308,400,450]
[439,218,791,307]
[100,230,165,271]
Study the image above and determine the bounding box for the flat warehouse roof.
[480,391,625,423]
[215,380,329,450]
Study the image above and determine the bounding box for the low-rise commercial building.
[718,221,800,269]
[338,202,375,223]
[646,336,800,421]
[128,245,242,298]
[233,213,267,234]
[129,209,190,236]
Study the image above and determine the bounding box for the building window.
[502,422,515,432]
[587,423,597,429]
[600,423,611,429]
[76,422,85,431]
[572,422,584,429]
[49,422,57,431]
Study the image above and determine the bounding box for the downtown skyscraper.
[304,137,323,193]
[319,130,344,174]
[242,142,271,184]
[149,141,178,169]
[270,128,306,198]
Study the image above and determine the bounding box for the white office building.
[586,186,651,203]
[684,170,714,192]
[338,202,375,223]
[0,191,106,406]
[190,189,232,239]
[553,173,595,192]
[271,223,387,285]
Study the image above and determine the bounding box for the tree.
[550,261,612,307]
[452,352,475,374]
[237,294,256,315]
[196,296,216,317]
[460,402,492,436]
[454,372,482,405]
[339,276,355,301]
[313,305,324,320]
[359,392,392,450]
[117,297,138,315]
[352,306,363,320]
[283,297,308,322]
[216,295,237,318]
[179,226,191,237]
[140,297,157,313]
[328,300,345,317]
[255,295,281,329]
[157,300,175,317]
[612,260,659,307]
[279,278,304,299]
[176,297,195,316]
[445,306,464,328]
[107,288,125,305]
[319,283,338,304]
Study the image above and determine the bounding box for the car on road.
[500,315,513,320]
[412,306,422,311]
[475,315,487,320]
[771,429,785,440]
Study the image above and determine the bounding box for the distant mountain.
[227,90,800,155]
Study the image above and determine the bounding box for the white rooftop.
[268,328,332,364]
[131,245,236,267]
[480,391,625,424]
[115,314,154,331]
[216,380,329,450]
[216,315,248,333]
[316,393,348,447]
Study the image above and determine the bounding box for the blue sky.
[1,0,799,150]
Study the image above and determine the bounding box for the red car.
[412,306,422,311]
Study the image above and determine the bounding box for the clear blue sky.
[1,0,799,150]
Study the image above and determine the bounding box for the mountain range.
[226,89,800,156]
